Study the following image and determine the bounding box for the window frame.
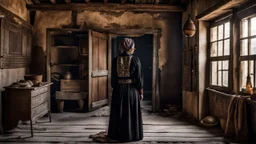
[208,16,232,92]
[239,14,256,91]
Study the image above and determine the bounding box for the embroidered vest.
[117,56,132,77]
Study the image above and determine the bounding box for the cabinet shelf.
[52,46,78,49]
[52,64,79,67]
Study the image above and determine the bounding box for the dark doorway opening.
[112,34,153,101]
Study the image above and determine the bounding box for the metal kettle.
[64,71,72,80]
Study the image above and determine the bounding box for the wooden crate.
[56,91,88,100]
[60,79,87,92]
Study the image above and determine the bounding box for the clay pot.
[78,100,84,110]
[64,71,72,80]
[57,101,64,113]
[220,118,226,130]
[24,74,43,85]
[183,14,196,37]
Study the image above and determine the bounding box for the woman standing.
[108,38,144,142]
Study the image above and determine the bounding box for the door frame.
[107,28,161,112]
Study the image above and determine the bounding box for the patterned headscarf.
[119,38,135,52]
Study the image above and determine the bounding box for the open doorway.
[111,34,153,105]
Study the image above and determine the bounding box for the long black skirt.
[108,84,143,142]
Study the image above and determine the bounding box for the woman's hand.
[140,95,143,101]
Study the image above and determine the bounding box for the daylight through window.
[240,16,256,91]
[210,21,230,88]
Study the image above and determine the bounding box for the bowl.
[200,116,219,127]
[24,74,43,84]
[220,118,226,130]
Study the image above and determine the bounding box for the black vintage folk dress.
[108,51,144,142]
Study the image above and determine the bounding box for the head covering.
[119,38,135,52]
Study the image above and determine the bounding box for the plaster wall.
[32,11,183,107]
[0,0,30,133]
[0,0,28,21]
[182,0,224,120]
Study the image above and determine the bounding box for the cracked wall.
[32,10,183,107]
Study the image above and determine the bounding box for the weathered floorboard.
[0,102,226,143]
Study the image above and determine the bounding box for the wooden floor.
[0,101,229,143]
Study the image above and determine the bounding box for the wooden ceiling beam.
[32,0,40,4]
[24,0,34,4]
[121,0,127,4]
[85,0,90,3]
[64,0,71,3]
[49,0,56,4]
[27,3,186,12]
[169,0,180,5]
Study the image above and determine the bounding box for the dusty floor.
[0,101,228,143]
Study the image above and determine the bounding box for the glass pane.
[251,17,256,36]
[223,60,229,70]
[240,61,248,90]
[218,71,222,86]
[223,71,228,87]
[224,39,230,55]
[211,61,217,85]
[240,39,248,56]
[218,41,223,56]
[250,38,256,55]
[211,42,217,57]
[218,61,222,70]
[211,26,217,42]
[224,22,230,38]
[249,60,254,87]
[218,25,223,40]
[241,19,248,38]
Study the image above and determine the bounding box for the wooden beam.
[27,3,186,12]
[32,0,40,4]
[155,0,159,4]
[71,10,78,28]
[169,0,180,5]
[121,0,127,4]
[24,0,34,4]
[49,0,56,4]
[64,0,71,3]
[196,0,249,20]
[85,0,90,3]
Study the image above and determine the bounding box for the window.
[239,16,256,91]
[209,21,231,88]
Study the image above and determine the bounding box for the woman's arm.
[134,57,144,101]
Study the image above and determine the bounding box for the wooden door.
[88,30,109,110]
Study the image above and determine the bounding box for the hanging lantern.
[183,14,196,37]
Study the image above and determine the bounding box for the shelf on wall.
[52,64,80,67]
[79,54,88,56]
[51,46,78,49]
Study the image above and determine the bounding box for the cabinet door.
[88,30,109,110]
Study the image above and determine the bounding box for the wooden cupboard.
[4,82,52,137]
[47,29,109,111]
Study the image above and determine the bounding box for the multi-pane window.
[210,21,230,88]
[240,16,256,90]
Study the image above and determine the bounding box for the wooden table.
[4,82,53,137]
[56,80,88,112]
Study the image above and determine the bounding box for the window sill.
[206,87,236,97]
[208,85,232,94]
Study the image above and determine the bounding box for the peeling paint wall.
[0,0,28,21]
[32,10,183,107]
[182,0,223,120]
